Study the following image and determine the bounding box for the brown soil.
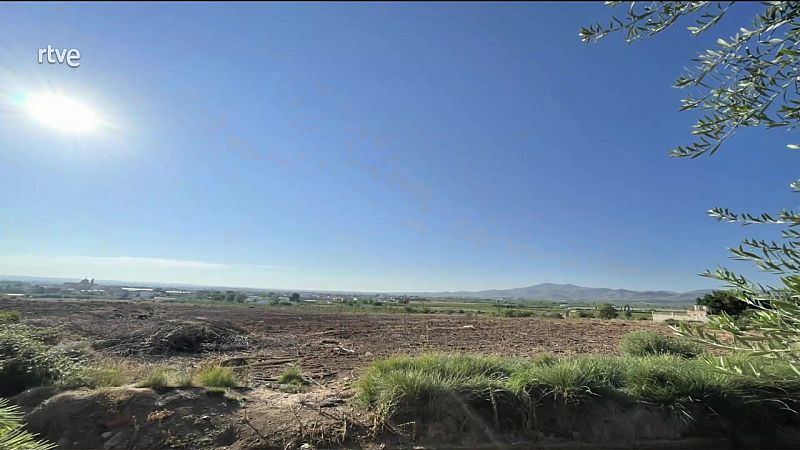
[7,299,665,381]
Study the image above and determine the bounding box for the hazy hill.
[419,283,711,304]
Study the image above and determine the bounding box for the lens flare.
[25,94,99,133]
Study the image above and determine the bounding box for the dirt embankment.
[16,385,378,450]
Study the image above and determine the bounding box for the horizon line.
[0,273,715,296]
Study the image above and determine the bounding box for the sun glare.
[25,94,100,133]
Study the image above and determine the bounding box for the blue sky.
[0,2,795,292]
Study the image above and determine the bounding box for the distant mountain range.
[2,275,712,304]
[417,283,712,304]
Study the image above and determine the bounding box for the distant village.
[0,277,414,305]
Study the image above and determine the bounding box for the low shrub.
[595,303,618,319]
[0,311,21,323]
[0,325,84,396]
[620,330,703,358]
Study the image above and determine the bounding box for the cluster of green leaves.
[584,2,800,371]
[0,325,85,396]
[0,398,54,450]
[582,2,800,158]
[595,303,618,319]
[696,290,754,316]
[581,2,733,44]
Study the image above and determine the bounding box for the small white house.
[652,306,709,323]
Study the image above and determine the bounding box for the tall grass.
[195,365,238,388]
[507,356,628,399]
[359,353,537,419]
[173,371,195,388]
[136,367,172,389]
[81,359,151,388]
[82,367,128,388]
[358,352,800,429]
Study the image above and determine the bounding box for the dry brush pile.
[65,315,255,356]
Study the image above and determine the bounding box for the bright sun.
[25,94,100,133]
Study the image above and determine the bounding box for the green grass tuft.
[195,365,238,388]
[276,366,309,392]
[277,366,307,385]
[82,367,128,388]
[136,368,171,389]
[620,330,703,358]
